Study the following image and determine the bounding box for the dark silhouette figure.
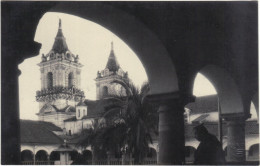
[193,123,226,165]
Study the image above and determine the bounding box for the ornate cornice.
[145,91,196,106]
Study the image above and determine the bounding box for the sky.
[18,12,219,120]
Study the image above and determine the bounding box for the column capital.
[146,91,195,106]
[222,113,248,122]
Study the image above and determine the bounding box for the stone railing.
[21,161,55,165]
[36,86,84,102]
[93,158,157,165]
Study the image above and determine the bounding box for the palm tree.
[77,80,158,164]
[101,80,158,164]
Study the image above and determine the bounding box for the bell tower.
[36,19,85,128]
[95,42,129,100]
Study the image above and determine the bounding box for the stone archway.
[70,150,79,161]
[21,150,34,161]
[35,150,48,161]
[248,144,259,161]
[36,5,180,165]
[50,151,60,161]
[199,65,244,116]
[82,150,92,160]
[147,147,157,159]
[3,2,257,165]
[198,65,247,162]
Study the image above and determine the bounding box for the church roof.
[77,100,87,106]
[51,19,69,54]
[20,120,63,144]
[64,100,105,122]
[105,42,120,72]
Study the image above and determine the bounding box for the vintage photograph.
[2,1,259,165]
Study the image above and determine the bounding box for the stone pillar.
[2,59,21,164]
[47,154,50,164]
[121,151,126,165]
[60,152,70,165]
[225,116,246,164]
[156,145,159,164]
[158,102,185,164]
[146,93,195,165]
[107,150,113,165]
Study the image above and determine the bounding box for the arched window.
[78,109,80,117]
[249,144,259,156]
[47,72,53,89]
[102,86,108,97]
[68,72,74,88]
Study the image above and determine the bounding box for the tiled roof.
[190,112,219,123]
[64,100,104,122]
[246,121,259,134]
[64,116,77,122]
[185,95,218,114]
[39,105,76,115]
[77,101,87,106]
[20,120,63,144]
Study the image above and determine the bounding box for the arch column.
[224,114,246,164]
[147,92,195,165]
[2,59,22,164]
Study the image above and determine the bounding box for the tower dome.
[51,19,69,54]
[105,42,120,72]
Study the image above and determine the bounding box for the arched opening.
[249,102,258,121]
[185,146,196,163]
[82,150,93,161]
[189,65,249,163]
[21,150,34,161]
[18,7,179,165]
[71,150,92,165]
[47,72,53,89]
[3,2,258,165]
[224,146,228,159]
[68,72,74,88]
[50,151,60,161]
[146,147,157,159]
[251,93,259,121]
[187,72,218,124]
[248,144,259,161]
[102,86,108,97]
[47,5,179,95]
[69,150,79,161]
[198,65,244,115]
[35,150,48,161]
